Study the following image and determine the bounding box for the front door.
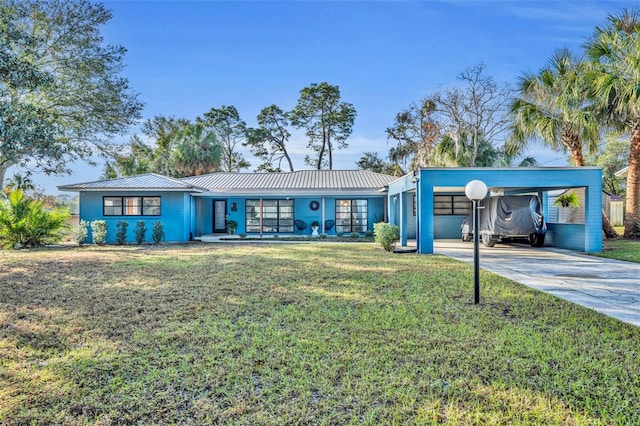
[213,200,227,233]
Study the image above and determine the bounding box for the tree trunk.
[602,209,618,239]
[0,165,8,192]
[567,135,617,238]
[624,119,640,238]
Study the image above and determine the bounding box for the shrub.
[0,189,70,249]
[364,230,374,237]
[74,220,89,245]
[350,232,360,238]
[320,233,328,239]
[337,231,344,237]
[239,232,247,239]
[374,222,399,252]
[115,221,128,245]
[135,221,147,244]
[90,220,107,245]
[272,234,279,239]
[152,221,164,244]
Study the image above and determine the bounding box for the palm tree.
[508,48,619,238]
[586,8,640,238]
[507,48,600,167]
[172,123,222,177]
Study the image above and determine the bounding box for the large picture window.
[336,199,368,233]
[434,195,471,216]
[245,199,294,233]
[103,196,161,216]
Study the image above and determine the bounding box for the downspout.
[197,199,202,237]
[259,198,263,238]
[322,197,325,233]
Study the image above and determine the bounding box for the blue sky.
[15,0,636,194]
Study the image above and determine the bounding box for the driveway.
[434,240,640,327]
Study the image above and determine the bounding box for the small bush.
[239,233,247,239]
[135,221,147,244]
[365,230,374,237]
[374,222,399,252]
[115,221,128,245]
[272,234,279,239]
[337,232,344,237]
[152,221,164,244]
[350,232,360,238]
[320,233,328,239]
[90,220,107,245]
[74,220,89,245]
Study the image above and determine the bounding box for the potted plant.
[554,192,580,224]
[554,192,580,208]
[226,220,238,235]
[310,220,320,236]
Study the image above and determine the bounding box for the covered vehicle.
[461,194,547,247]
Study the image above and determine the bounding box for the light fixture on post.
[465,179,488,304]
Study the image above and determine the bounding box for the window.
[245,199,294,233]
[434,195,470,216]
[336,199,368,233]
[103,196,161,216]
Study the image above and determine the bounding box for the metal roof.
[180,170,396,192]
[58,173,205,192]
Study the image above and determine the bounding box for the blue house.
[60,167,604,253]
[58,170,396,243]
[387,167,603,254]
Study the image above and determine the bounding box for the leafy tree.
[201,106,250,172]
[355,151,404,175]
[290,82,356,170]
[507,48,600,167]
[356,152,388,173]
[3,172,35,196]
[434,63,512,167]
[0,0,143,189]
[103,135,155,179]
[586,8,640,238]
[0,189,70,249]
[584,133,629,196]
[245,105,294,172]
[104,116,222,178]
[386,99,439,170]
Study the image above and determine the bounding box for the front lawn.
[1,243,638,424]
[596,238,640,263]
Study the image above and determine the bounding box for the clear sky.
[12,0,636,195]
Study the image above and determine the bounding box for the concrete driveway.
[434,240,640,327]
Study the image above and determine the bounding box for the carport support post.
[465,180,488,305]
[473,200,480,304]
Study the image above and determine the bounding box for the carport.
[387,167,603,254]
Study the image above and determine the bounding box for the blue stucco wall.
[435,215,467,239]
[78,191,191,243]
[545,224,586,251]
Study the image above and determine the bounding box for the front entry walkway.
[434,240,640,327]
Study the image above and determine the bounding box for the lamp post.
[465,180,488,304]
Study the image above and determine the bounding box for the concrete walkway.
[434,240,640,327]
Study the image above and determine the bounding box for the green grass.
[595,238,640,263]
[1,243,639,424]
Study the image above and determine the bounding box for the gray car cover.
[479,195,546,236]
